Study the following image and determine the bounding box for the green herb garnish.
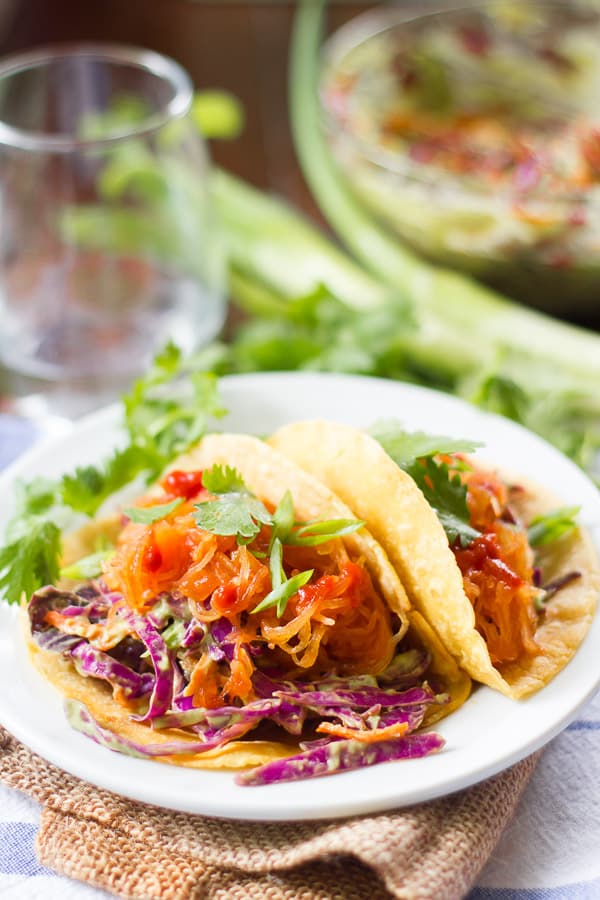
[124,498,184,525]
[370,421,482,469]
[195,471,364,549]
[527,507,580,548]
[270,490,295,546]
[371,422,480,547]
[201,464,248,495]
[194,465,272,541]
[407,456,480,548]
[123,342,227,480]
[0,521,62,605]
[61,445,153,517]
[193,474,362,616]
[0,342,227,604]
[287,518,365,546]
[8,477,60,527]
[269,536,286,590]
[252,568,314,616]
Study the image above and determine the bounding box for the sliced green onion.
[252,568,314,617]
[528,506,580,548]
[288,518,365,546]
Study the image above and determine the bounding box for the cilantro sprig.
[0,520,62,605]
[371,421,482,548]
[252,568,314,616]
[372,422,583,552]
[407,456,480,548]
[122,341,227,479]
[0,342,227,605]
[369,421,482,469]
[61,445,154,517]
[194,465,272,540]
[195,469,364,547]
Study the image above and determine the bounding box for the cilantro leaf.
[60,445,152,516]
[194,467,272,540]
[435,510,480,548]
[60,466,105,515]
[194,496,272,540]
[371,424,481,547]
[0,521,61,604]
[123,348,226,479]
[528,506,580,548]
[406,457,480,548]
[4,477,62,542]
[370,421,482,469]
[467,373,530,425]
[123,340,182,418]
[124,498,184,525]
[1,478,68,602]
[12,476,60,519]
[201,464,248,495]
[252,568,314,616]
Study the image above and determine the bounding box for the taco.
[25,434,470,785]
[269,421,600,699]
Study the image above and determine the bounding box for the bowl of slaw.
[320,0,600,317]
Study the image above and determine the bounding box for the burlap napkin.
[0,726,539,900]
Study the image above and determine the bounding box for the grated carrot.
[316,721,409,743]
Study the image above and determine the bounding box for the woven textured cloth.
[0,726,538,900]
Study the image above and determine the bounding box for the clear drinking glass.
[0,44,225,413]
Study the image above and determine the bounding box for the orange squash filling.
[102,470,397,708]
[453,467,539,666]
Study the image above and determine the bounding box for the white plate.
[0,373,599,821]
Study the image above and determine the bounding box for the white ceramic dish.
[0,372,599,821]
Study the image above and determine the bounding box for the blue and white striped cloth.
[1,414,599,900]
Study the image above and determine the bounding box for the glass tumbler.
[0,44,225,403]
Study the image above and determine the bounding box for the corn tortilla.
[269,420,600,698]
[26,434,469,769]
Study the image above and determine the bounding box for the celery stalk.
[212,168,392,311]
[212,171,488,381]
